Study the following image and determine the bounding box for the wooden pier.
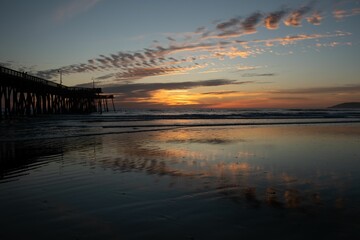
[0,66,114,118]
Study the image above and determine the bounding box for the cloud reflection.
[1,124,358,215]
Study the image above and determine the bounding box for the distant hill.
[330,102,360,109]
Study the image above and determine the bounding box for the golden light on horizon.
[143,90,270,108]
[128,87,348,109]
[150,89,199,106]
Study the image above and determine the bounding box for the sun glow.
[141,90,273,108]
[149,89,199,106]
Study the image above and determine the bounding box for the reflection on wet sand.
[1,124,359,238]
[265,187,283,208]
[3,125,357,212]
[0,141,63,177]
[123,125,358,214]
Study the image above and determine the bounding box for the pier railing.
[0,66,102,93]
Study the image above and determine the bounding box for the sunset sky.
[0,0,359,108]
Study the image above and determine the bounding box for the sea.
[0,108,360,239]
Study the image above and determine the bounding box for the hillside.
[330,102,360,109]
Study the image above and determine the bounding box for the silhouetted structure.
[0,66,114,118]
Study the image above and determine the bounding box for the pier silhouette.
[0,66,114,118]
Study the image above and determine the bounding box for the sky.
[0,0,359,108]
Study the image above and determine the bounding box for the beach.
[2,0,360,238]
[1,112,360,239]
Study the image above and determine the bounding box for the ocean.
[1,108,360,239]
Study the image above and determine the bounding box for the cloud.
[307,11,323,25]
[103,79,250,94]
[265,84,360,107]
[201,91,239,95]
[315,41,352,48]
[236,65,261,71]
[113,65,204,81]
[333,8,360,20]
[333,9,347,20]
[1,61,37,74]
[213,47,253,59]
[36,48,196,81]
[36,40,234,81]
[210,30,243,39]
[271,84,360,94]
[241,12,263,33]
[269,97,309,100]
[206,12,263,40]
[167,36,176,41]
[0,61,12,68]
[353,7,360,15]
[54,0,104,22]
[264,9,288,30]
[158,42,224,55]
[36,26,349,82]
[284,4,313,27]
[242,73,275,77]
[195,26,206,33]
[216,17,241,30]
[33,2,352,90]
[96,73,114,80]
[204,4,322,41]
[98,79,253,108]
[257,31,351,46]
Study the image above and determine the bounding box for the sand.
[0,123,360,239]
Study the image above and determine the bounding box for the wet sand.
[1,123,360,239]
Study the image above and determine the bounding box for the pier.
[0,66,114,118]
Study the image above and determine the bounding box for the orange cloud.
[264,10,288,30]
[256,32,351,46]
[333,8,360,20]
[105,81,360,109]
[237,65,261,71]
[213,47,252,59]
[146,90,200,106]
[307,11,323,25]
[333,9,347,20]
[133,89,265,108]
[200,92,268,108]
[284,5,312,27]
[37,1,355,97]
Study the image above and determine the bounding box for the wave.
[1,108,360,142]
[87,108,360,121]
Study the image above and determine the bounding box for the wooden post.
[0,85,3,118]
[19,92,25,115]
[42,94,47,114]
[112,98,116,112]
[5,87,11,116]
[26,92,32,115]
[12,88,17,115]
